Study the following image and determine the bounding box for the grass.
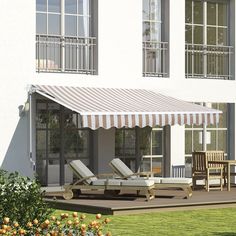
[53,207,236,236]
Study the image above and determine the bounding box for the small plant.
[0,170,52,226]
[0,212,112,236]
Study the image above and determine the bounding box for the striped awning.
[31,85,222,130]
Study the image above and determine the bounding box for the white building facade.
[0,0,235,186]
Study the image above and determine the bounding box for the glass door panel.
[141,128,163,176]
[141,156,163,176]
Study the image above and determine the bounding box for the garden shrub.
[0,170,52,226]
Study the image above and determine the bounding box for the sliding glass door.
[36,99,91,186]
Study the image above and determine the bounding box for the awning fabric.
[31,85,222,130]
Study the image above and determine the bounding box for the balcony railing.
[185,43,233,80]
[143,41,168,77]
[36,34,96,74]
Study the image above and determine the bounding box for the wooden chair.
[192,151,224,191]
[206,151,226,183]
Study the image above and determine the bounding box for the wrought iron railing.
[185,43,233,80]
[143,41,168,77]
[36,34,96,74]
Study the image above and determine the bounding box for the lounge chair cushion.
[69,160,98,184]
[137,177,162,184]
[161,178,192,184]
[146,177,162,184]
[121,179,155,187]
[92,179,122,186]
[107,179,123,186]
[110,158,135,179]
[91,179,107,186]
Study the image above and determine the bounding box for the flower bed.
[0,212,112,236]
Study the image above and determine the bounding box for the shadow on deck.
[43,186,236,215]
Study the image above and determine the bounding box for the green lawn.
[53,207,236,236]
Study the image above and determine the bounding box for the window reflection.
[65,0,77,14]
[186,0,228,45]
[36,0,91,36]
[218,28,227,45]
[185,0,192,24]
[48,14,61,35]
[143,0,149,21]
[207,3,216,25]
[48,0,61,13]
[78,16,89,37]
[152,130,163,155]
[193,26,203,44]
[207,27,216,45]
[185,25,192,43]
[193,1,203,24]
[36,13,47,34]
[65,15,77,36]
[218,3,227,26]
[142,0,161,41]
[115,127,163,172]
[78,0,90,15]
[185,0,229,79]
[36,0,47,12]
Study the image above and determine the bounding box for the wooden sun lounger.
[110,158,193,198]
[63,160,155,201]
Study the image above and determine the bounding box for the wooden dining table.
[208,160,236,191]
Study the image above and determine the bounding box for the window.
[115,127,164,175]
[36,0,96,74]
[185,0,232,79]
[185,103,228,170]
[142,0,168,77]
[115,128,136,171]
[141,127,164,176]
[36,100,91,186]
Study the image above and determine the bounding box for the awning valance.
[30,85,222,130]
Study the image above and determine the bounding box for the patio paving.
[44,186,236,215]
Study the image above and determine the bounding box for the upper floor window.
[185,0,233,80]
[142,0,169,77]
[36,0,97,74]
[143,0,162,42]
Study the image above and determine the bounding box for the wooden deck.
[44,186,236,215]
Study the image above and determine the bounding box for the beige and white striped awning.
[31,85,222,130]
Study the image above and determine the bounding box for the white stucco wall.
[171,126,185,166]
[0,0,235,177]
[0,0,35,176]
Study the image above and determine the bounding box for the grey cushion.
[92,179,122,186]
[107,179,123,186]
[110,158,135,179]
[161,178,192,184]
[121,179,155,187]
[137,177,162,184]
[147,177,162,184]
[69,160,97,184]
[92,179,106,186]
